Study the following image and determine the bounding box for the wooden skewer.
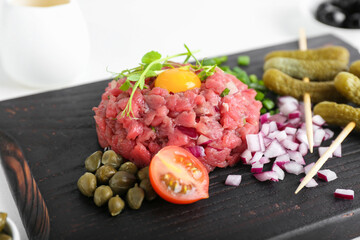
[295,121,356,194]
[298,28,314,153]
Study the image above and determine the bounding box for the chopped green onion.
[220,88,230,97]
[262,99,275,110]
[255,91,265,101]
[260,107,267,114]
[237,55,250,66]
[249,83,267,92]
[249,74,258,83]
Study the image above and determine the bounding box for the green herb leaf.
[149,63,163,71]
[141,51,162,64]
[145,70,157,78]
[220,88,230,97]
[119,79,131,91]
[127,73,142,82]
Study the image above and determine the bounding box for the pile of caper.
[77,150,157,216]
[0,212,12,240]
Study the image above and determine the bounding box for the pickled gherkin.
[334,72,360,105]
[313,101,360,131]
[264,46,349,62]
[349,60,360,78]
[263,69,345,103]
[264,46,349,81]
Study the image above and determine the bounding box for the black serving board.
[1,34,360,240]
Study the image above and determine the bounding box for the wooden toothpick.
[295,121,356,194]
[299,28,314,153]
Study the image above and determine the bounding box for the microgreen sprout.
[113,44,217,118]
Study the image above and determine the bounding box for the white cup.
[0,0,90,89]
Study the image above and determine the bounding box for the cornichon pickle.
[313,101,360,131]
[264,46,349,62]
[264,46,349,81]
[263,69,345,103]
[334,72,360,105]
[264,58,348,81]
[349,60,360,78]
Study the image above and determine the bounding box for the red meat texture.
[93,68,262,172]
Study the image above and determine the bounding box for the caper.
[108,195,125,216]
[139,178,157,201]
[85,151,102,172]
[137,166,149,181]
[77,173,97,197]
[126,184,145,210]
[0,212,7,232]
[94,185,113,207]
[102,150,123,169]
[109,171,136,195]
[119,162,138,175]
[95,165,117,184]
[0,233,12,240]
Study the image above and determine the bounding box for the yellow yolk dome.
[154,68,201,93]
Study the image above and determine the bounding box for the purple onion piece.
[176,126,198,139]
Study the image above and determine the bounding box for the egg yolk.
[154,68,201,93]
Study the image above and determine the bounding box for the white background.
[0,0,359,239]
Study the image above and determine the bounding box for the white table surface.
[0,0,359,239]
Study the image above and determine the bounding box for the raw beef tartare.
[93,67,262,172]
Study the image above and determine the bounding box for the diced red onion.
[334,189,354,200]
[312,115,326,126]
[269,121,278,133]
[197,134,213,146]
[177,126,198,139]
[269,114,287,124]
[263,137,272,147]
[285,127,297,135]
[253,171,279,182]
[274,154,290,169]
[317,169,337,182]
[318,147,332,158]
[225,81,239,95]
[260,113,270,124]
[250,152,263,164]
[261,123,270,136]
[333,142,342,157]
[272,163,285,180]
[288,117,301,127]
[280,102,298,116]
[299,142,308,156]
[278,96,298,106]
[287,150,305,165]
[225,175,242,186]
[283,162,304,175]
[296,129,309,146]
[314,129,325,147]
[268,130,279,140]
[324,128,334,141]
[251,162,264,173]
[259,157,270,164]
[275,130,287,142]
[304,162,315,174]
[240,149,252,165]
[188,146,205,157]
[258,133,266,152]
[246,134,261,152]
[288,110,301,119]
[300,177,318,188]
[282,139,299,151]
[264,140,286,158]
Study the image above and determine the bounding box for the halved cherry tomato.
[149,146,209,204]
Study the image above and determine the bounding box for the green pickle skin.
[314,101,360,132]
[334,72,360,105]
[264,46,349,81]
[263,69,345,103]
[349,60,360,78]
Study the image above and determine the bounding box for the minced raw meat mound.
[93,68,262,172]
